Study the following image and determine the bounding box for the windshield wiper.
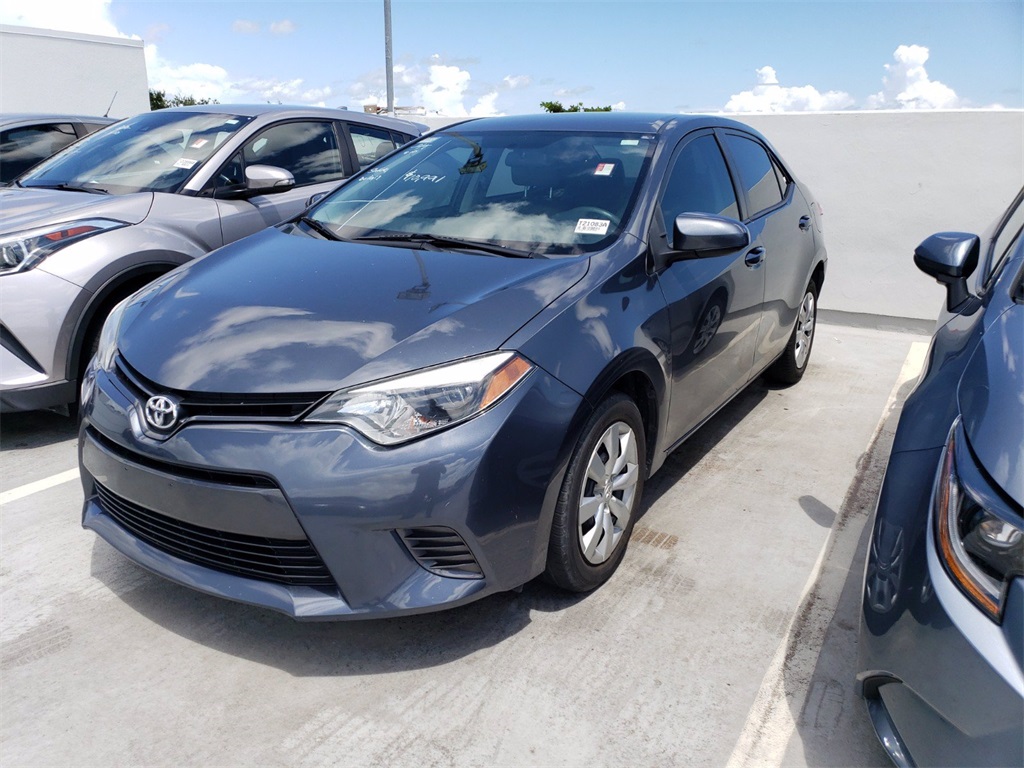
[298,216,340,241]
[25,182,109,195]
[353,233,535,259]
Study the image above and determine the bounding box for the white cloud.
[866,45,960,110]
[350,56,502,116]
[724,66,854,113]
[611,101,626,111]
[0,0,127,38]
[232,20,260,35]
[269,20,296,36]
[502,75,532,90]
[145,44,234,102]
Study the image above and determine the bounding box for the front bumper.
[858,449,1024,767]
[79,358,586,620]
[0,267,84,411]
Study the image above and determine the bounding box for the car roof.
[0,113,117,127]
[159,104,428,134]
[446,111,760,137]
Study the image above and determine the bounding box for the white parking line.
[724,341,929,768]
[0,468,81,506]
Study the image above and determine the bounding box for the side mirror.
[672,213,750,255]
[245,164,296,194]
[914,232,979,312]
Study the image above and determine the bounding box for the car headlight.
[94,297,130,371]
[305,352,534,445]
[934,419,1023,622]
[0,218,127,275]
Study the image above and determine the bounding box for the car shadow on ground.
[85,376,774,677]
[1,410,78,451]
[640,376,769,513]
[779,377,921,767]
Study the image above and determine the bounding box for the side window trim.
[202,119,348,197]
[649,127,743,258]
[335,121,362,178]
[716,128,789,223]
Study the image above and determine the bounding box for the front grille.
[398,527,483,579]
[94,482,336,587]
[114,355,328,423]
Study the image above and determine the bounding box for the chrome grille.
[94,482,336,587]
[398,527,483,579]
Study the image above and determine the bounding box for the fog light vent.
[398,527,483,579]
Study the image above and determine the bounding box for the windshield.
[19,111,253,194]
[306,129,656,256]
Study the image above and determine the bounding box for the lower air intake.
[398,527,483,579]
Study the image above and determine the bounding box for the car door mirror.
[914,232,979,312]
[245,164,296,195]
[671,213,750,257]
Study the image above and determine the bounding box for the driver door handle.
[745,247,765,268]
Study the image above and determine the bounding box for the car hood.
[118,227,589,393]
[958,304,1024,507]
[0,187,152,232]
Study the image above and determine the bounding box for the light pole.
[384,0,394,114]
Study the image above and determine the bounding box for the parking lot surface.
[1,321,929,767]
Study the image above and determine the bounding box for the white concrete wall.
[423,111,1024,321]
[742,111,1024,320]
[0,25,149,119]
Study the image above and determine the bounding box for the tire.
[545,393,646,592]
[767,281,818,385]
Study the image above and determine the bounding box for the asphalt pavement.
[0,321,929,767]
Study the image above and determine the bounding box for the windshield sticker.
[173,158,198,170]
[575,218,611,236]
[402,170,446,184]
[189,139,209,149]
[594,162,616,176]
[620,139,640,146]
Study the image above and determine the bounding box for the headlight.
[305,352,534,445]
[0,218,127,275]
[94,297,130,371]
[934,420,1023,622]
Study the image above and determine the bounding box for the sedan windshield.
[307,129,656,256]
[18,111,253,194]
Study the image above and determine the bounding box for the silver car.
[0,105,426,413]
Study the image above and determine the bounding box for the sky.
[1,0,1021,115]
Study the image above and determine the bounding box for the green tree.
[150,89,218,110]
[539,100,612,113]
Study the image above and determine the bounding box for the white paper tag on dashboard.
[575,218,610,235]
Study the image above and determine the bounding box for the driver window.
[660,134,740,234]
[241,121,344,186]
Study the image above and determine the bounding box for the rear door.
[210,119,349,244]
[718,130,816,370]
[655,130,766,445]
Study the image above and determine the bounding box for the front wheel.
[767,281,818,385]
[545,393,646,592]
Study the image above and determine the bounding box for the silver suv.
[0,105,425,413]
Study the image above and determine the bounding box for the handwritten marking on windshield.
[402,171,447,184]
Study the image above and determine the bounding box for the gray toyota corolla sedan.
[79,112,827,619]
[0,105,424,414]
[858,189,1023,767]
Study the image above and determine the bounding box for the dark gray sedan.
[858,189,1023,767]
[78,112,827,619]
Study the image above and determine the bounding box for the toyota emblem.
[144,395,179,431]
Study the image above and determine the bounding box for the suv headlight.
[305,352,533,445]
[0,218,127,275]
[934,419,1024,622]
